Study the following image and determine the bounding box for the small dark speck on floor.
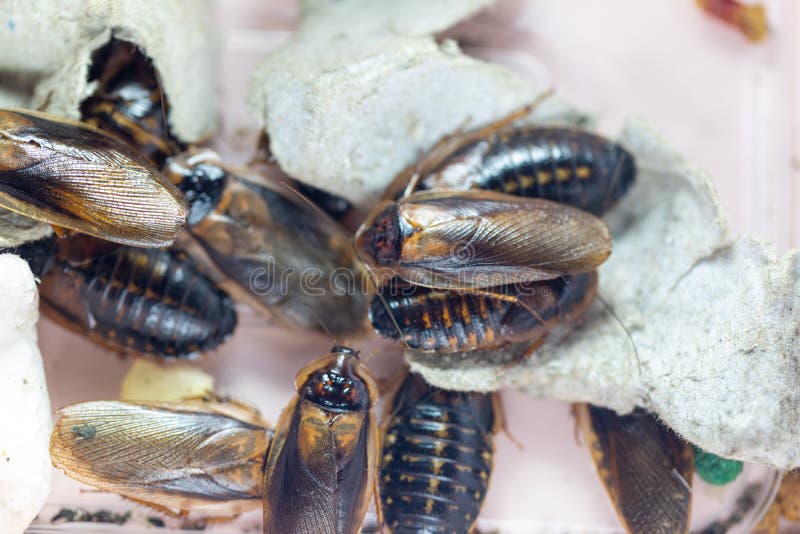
[147,516,166,527]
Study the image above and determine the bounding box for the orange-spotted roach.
[378,372,500,534]
[574,404,694,534]
[50,398,272,516]
[370,273,596,354]
[263,346,379,534]
[81,38,184,168]
[0,108,187,247]
[28,234,236,359]
[164,148,369,337]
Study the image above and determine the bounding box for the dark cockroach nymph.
[35,234,236,359]
[385,121,636,218]
[81,38,183,167]
[379,372,500,534]
[164,148,369,337]
[263,346,379,534]
[0,108,187,247]
[50,398,272,516]
[371,273,597,354]
[574,404,694,534]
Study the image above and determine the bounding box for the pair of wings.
[0,109,186,247]
[395,190,611,290]
[50,400,272,515]
[575,404,694,534]
[262,398,377,534]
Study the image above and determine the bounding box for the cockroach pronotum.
[0,108,187,247]
[37,234,236,358]
[379,372,500,534]
[50,399,272,516]
[164,148,370,337]
[81,38,183,168]
[371,273,597,354]
[574,404,694,534]
[262,346,379,534]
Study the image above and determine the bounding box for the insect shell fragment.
[262,346,379,534]
[81,38,184,168]
[379,372,500,534]
[164,148,370,337]
[574,404,694,534]
[371,272,597,354]
[0,108,187,247]
[355,189,612,291]
[33,234,236,359]
[50,398,272,516]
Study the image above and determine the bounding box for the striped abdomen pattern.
[420,126,636,216]
[380,374,496,533]
[40,241,236,358]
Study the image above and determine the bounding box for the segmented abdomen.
[380,376,495,534]
[421,127,636,216]
[370,275,596,353]
[39,240,236,358]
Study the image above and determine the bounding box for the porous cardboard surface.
[0,0,218,142]
[248,0,581,205]
[411,119,800,469]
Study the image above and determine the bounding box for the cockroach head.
[355,202,401,269]
[163,148,227,226]
[296,349,377,411]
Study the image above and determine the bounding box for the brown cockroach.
[370,273,597,354]
[36,234,236,359]
[574,403,694,534]
[262,346,379,534]
[0,108,187,247]
[50,399,272,516]
[164,148,369,337]
[378,371,501,533]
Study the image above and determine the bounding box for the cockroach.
[574,403,694,534]
[0,108,187,247]
[263,346,379,534]
[696,0,768,42]
[379,372,500,533]
[371,273,597,354]
[50,399,272,516]
[355,189,611,291]
[385,125,636,218]
[37,234,236,358]
[0,233,56,278]
[164,148,369,337]
[81,38,183,167]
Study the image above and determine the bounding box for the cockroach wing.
[397,191,611,289]
[263,398,376,534]
[0,109,187,247]
[50,401,271,515]
[576,404,693,534]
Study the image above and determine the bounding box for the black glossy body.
[81,39,182,167]
[379,373,496,533]
[370,273,597,353]
[38,236,236,358]
[0,234,56,278]
[414,126,636,217]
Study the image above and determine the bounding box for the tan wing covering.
[396,190,611,289]
[50,400,270,514]
[0,109,186,247]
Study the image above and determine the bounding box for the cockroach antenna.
[595,293,644,386]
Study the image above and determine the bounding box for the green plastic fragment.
[693,445,743,485]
